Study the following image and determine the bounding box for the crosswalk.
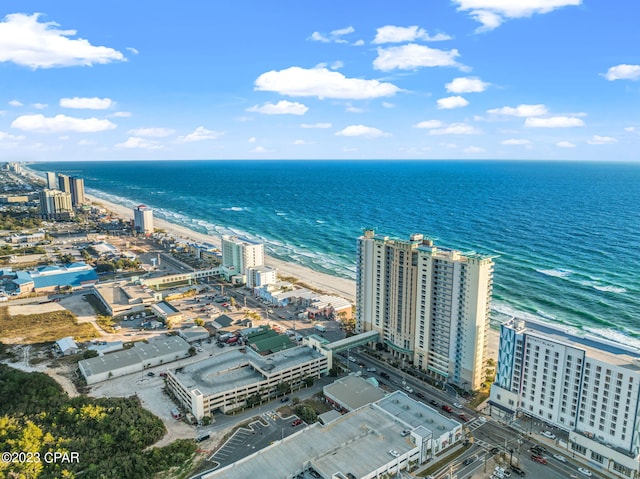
[466,417,487,432]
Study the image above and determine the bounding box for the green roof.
[251,335,294,353]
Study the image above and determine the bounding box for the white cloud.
[453,0,582,32]
[250,146,268,153]
[128,127,175,138]
[381,101,395,108]
[487,104,548,117]
[293,139,312,145]
[429,123,479,135]
[373,43,461,71]
[32,103,48,109]
[437,96,469,109]
[373,25,452,44]
[502,138,532,146]
[60,97,113,110]
[335,125,390,138]
[524,116,585,128]
[177,126,223,143]
[309,26,354,44]
[126,47,139,55]
[353,39,365,46]
[310,31,330,43]
[586,135,617,145]
[9,100,23,107]
[77,139,95,146]
[345,103,365,113]
[11,114,116,133]
[331,26,354,36]
[603,64,640,81]
[0,13,125,69]
[301,122,332,129]
[415,120,443,129]
[464,146,485,153]
[109,111,131,118]
[445,77,489,93]
[115,137,163,150]
[624,126,636,132]
[255,66,401,99]
[0,131,25,141]
[556,141,576,148]
[247,100,309,115]
[248,137,256,143]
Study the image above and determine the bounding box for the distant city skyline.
[1,1,640,161]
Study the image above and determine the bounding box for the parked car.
[404,386,414,394]
[147,372,155,377]
[541,430,556,440]
[366,367,376,372]
[531,445,547,455]
[416,392,425,399]
[453,402,463,409]
[348,356,356,362]
[380,372,390,379]
[531,455,547,465]
[578,468,592,477]
[510,465,526,476]
[552,454,566,462]
[291,419,303,426]
[388,450,399,458]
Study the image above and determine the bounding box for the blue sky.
[1,1,639,161]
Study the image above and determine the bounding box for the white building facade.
[356,230,494,390]
[490,319,640,478]
[221,235,264,282]
[133,204,154,234]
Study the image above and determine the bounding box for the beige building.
[356,230,494,391]
[39,188,73,220]
[92,280,161,316]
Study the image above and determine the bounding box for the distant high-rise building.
[39,189,73,220]
[57,174,71,194]
[356,229,495,391]
[46,171,57,189]
[133,205,154,234]
[69,177,85,207]
[221,235,264,281]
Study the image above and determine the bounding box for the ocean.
[29,160,640,347]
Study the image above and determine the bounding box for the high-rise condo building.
[57,174,71,194]
[490,319,640,478]
[133,205,154,234]
[221,235,265,281]
[69,177,85,207]
[39,189,73,220]
[356,229,494,391]
[46,171,57,190]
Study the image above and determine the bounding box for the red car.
[442,405,453,413]
[291,419,303,426]
[459,414,470,422]
[531,455,547,464]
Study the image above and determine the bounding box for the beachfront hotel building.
[220,235,265,283]
[39,188,73,220]
[356,229,494,391]
[46,171,57,189]
[133,204,154,234]
[69,176,85,207]
[490,319,640,478]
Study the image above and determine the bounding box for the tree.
[194,318,205,327]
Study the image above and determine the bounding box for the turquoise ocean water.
[30,160,640,347]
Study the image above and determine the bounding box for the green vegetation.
[0,365,197,479]
[0,307,98,344]
[95,315,116,333]
[417,443,471,477]
[94,258,140,273]
[0,213,42,230]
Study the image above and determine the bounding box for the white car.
[578,468,592,477]
[366,367,376,372]
[542,430,557,439]
[453,402,463,409]
[553,454,567,462]
[348,356,356,362]
[388,450,399,458]
[404,386,414,393]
